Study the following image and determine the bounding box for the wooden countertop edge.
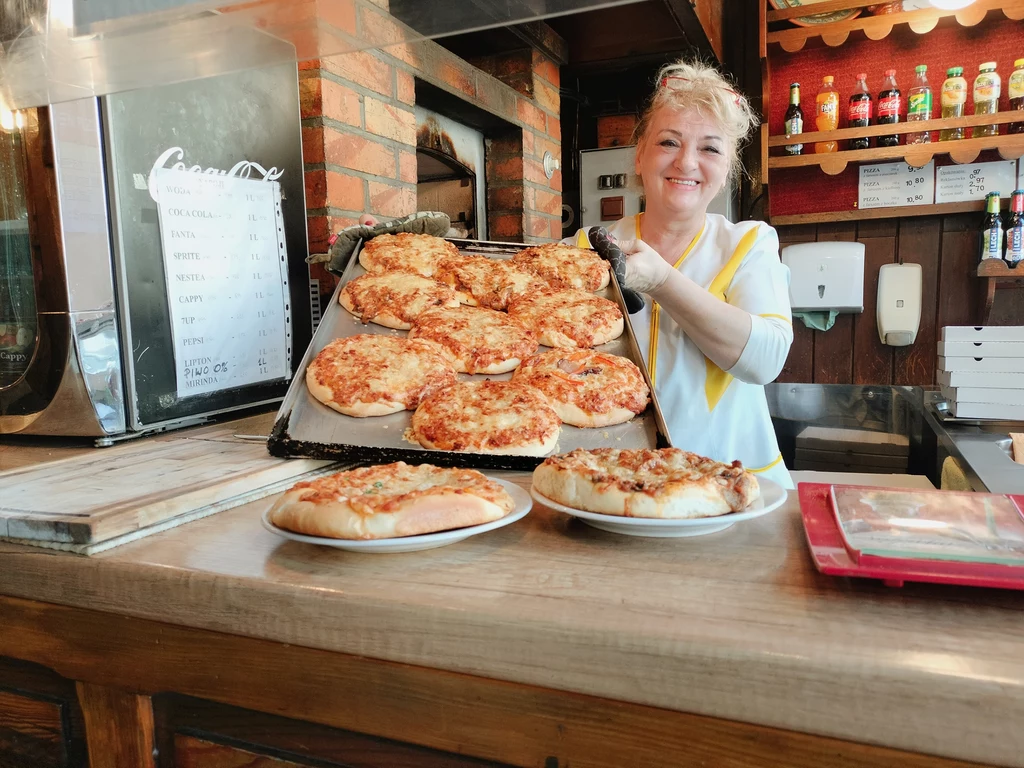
[0,542,1018,767]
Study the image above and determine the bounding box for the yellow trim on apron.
[703,225,761,412]
[575,229,592,249]
[641,212,705,387]
[760,313,792,325]
[748,453,783,473]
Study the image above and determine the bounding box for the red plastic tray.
[798,483,1024,590]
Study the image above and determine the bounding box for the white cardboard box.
[941,326,1024,342]
[938,369,1024,388]
[937,340,1024,359]
[937,356,1024,374]
[949,401,1024,420]
[940,384,1024,406]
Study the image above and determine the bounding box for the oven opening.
[417,148,477,239]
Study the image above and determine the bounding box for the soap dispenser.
[876,263,922,346]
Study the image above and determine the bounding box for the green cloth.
[306,211,452,276]
[793,310,839,331]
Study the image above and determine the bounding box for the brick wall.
[300,2,562,296]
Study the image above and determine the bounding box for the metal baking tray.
[268,237,671,471]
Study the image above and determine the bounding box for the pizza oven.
[415,107,487,240]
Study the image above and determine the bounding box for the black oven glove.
[587,226,646,314]
[308,211,452,277]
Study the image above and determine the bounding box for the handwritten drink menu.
[155,167,290,397]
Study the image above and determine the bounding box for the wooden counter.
[1,422,1021,767]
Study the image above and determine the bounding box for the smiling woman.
[568,59,795,489]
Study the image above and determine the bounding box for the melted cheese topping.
[287,462,514,516]
[359,233,462,277]
[412,380,560,452]
[511,243,610,291]
[340,272,459,326]
[409,305,538,373]
[539,448,758,512]
[513,350,650,417]
[435,255,547,310]
[508,289,623,347]
[307,335,457,409]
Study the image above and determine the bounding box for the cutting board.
[0,424,338,553]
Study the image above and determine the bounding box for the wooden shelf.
[766,0,1024,51]
[977,258,1024,279]
[770,199,996,225]
[976,257,1024,323]
[769,111,1024,148]
[768,132,1024,175]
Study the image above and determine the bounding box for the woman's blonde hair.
[633,59,758,178]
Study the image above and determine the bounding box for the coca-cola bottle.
[877,69,901,148]
[848,73,872,150]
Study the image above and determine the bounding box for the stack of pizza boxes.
[937,326,1024,420]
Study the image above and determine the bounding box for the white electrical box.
[877,263,922,346]
[781,241,865,313]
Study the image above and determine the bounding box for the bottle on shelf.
[981,192,1004,262]
[1009,59,1024,135]
[848,73,872,150]
[877,69,901,147]
[972,62,1001,138]
[940,67,967,141]
[906,65,932,144]
[784,82,804,155]
[1007,190,1024,267]
[814,76,839,153]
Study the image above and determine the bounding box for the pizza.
[306,335,456,417]
[267,462,515,540]
[339,272,460,329]
[510,243,610,291]
[434,254,547,310]
[409,380,560,456]
[512,349,650,428]
[532,448,760,519]
[358,233,462,277]
[507,288,623,348]
[408,305,538,374]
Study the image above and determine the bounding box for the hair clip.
[660,76,744,107]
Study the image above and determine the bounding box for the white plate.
[262,478,531,553]
[531,477,788,537]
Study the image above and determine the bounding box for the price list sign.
[858,161,935,209]
[935,160,1018,204]
[155,167,290,397]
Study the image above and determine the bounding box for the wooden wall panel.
[771,212,1022,385]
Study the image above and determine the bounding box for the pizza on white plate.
[510,243,610,292]
[358,233,462,278]
[306,335,456,417]
[512,349,650,428]
[408,305,538,374]
[533,448,760,519]
[409,380,560,456]
[507,288,623,348]
[339,272,460,330]
[434,254,547,310]
[268,462,515,540]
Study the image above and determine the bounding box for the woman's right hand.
[613,239,676,295]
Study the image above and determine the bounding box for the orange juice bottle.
[815,75,839,153]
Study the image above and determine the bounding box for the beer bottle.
[981,192,1004,262]
[784,83,804,156]
[848,73,872,150]
[1006,190,1024,267]
[877,69,901,147]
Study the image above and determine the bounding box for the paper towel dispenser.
[877,263,922,346]
[781,241,865,313]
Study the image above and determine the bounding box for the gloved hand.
[612,238,676,295]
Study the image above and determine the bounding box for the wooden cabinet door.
[155,694,513,768]
[0,657,87,768]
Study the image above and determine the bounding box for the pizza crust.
[410,380,561,456]
[508,289,624,348]
[268,463,515,540]
[532,448,760,519]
